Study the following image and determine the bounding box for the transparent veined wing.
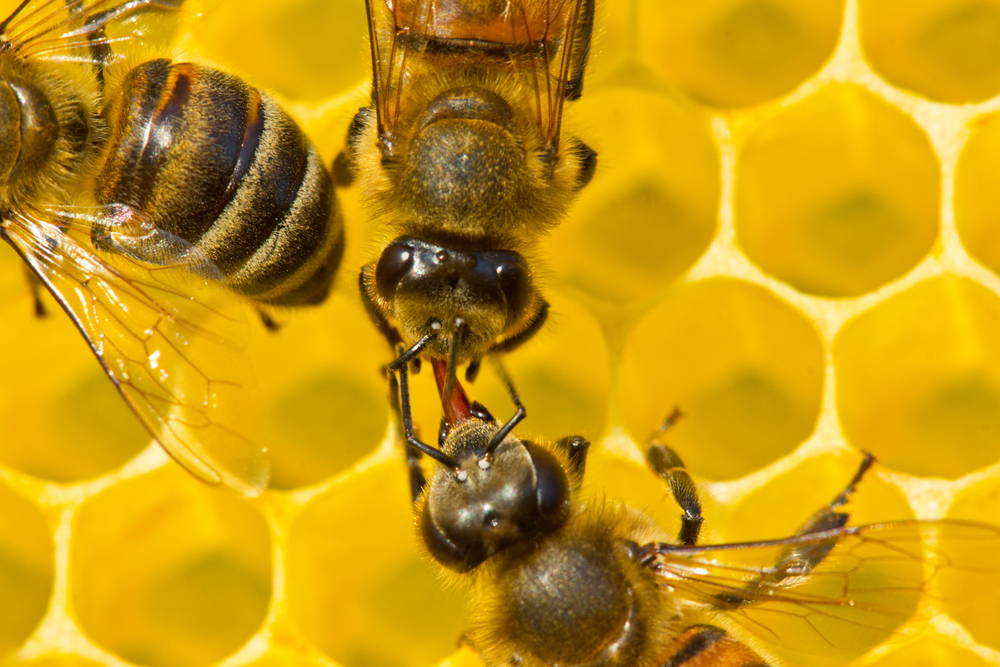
[0,0,184,65]
[364,0,593,153]
[2,204,269,495]
[643,520,1000,660]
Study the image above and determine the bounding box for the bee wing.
[1,0,184,63]
[364,0,593,152]
[647,520,1000,658]
[507,0,594,149]
[364,0,428,143]
[3,206,269,496]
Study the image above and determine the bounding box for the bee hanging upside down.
[389,361,1000,666]
[0,0,344,494]
[338,0,598,385]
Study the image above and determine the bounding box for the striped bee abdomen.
[96,59,343,306]
[659,625,768,667]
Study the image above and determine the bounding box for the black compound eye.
[524,443,570,531]
[496,260,530,320]
[375,241,414,300]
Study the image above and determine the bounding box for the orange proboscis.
[432,358,472,426]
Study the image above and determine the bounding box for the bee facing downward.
[338,0,597,380]
[0,0,344,494]
[391,362,1000,665]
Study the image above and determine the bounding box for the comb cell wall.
[2,0,1000,665]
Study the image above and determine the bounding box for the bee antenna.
[387,327,438,372]
[484,357,526,456]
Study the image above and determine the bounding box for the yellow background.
[2,0,1000,664]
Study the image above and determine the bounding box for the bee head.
[420,420,571,572]
[369,236,540,360]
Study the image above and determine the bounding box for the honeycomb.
[2,0,1000,664]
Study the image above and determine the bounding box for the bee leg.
[646,407,703,546]
[385,331,437,490]
[255,308,282,332]
[405,433,429,504]
[23,264,47,318]
[331,152,353,187]
[359,266,404,350]
[63,0,108,87]
[570,140,598,191]
[392,344,459,500]
[793,451,876,536]
[489,300,549,355]
[564,0,596,101]
[464,357,482,383]
[484,357,526,453]
[715,452,878,607]
[553,435,590,484]
[406,449,426,504]
[380,323,438,501]
[2,225,48,317]
[66,0,179,90]
[332,106,373,187]
[385,345,429,503]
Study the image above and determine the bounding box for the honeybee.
[392,363,1000,665]
[0,0,344,494]
[338,0,597,390]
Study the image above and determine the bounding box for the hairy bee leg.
[332,106,373,187]
[712,452,878,608]
[79,9,111,88]
[488,299,549,355]
[66,0,178,89]
[359,266,404,349]
[570,139,597,191]
[794,451,877,536]
[646,408,703,546]
[331,151,352,188]
[554,435,589,484]
[564,0,596,101]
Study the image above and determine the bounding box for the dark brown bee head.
[369,235,540,359]
[420,419,571,572]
